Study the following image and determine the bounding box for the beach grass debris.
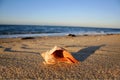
[67,34,76,37]
[21,37,35,40]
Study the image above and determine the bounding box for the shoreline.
[0,33,120,39]
[0,34,118,43]
[0,29,120,38]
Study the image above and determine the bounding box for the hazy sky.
[0,0,120,28]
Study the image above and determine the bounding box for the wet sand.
[0,34,120,79]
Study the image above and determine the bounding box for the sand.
[0,34,120,79]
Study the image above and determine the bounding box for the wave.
[0,25,120,38]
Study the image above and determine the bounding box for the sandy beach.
[0,34,120,79]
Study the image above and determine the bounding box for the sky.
[0,0,120,28]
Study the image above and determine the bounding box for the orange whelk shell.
[41,46,79,64]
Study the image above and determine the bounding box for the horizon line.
[0,23,120,29]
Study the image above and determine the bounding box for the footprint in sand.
[0,45,5,52]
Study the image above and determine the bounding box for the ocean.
[0,25,120,38]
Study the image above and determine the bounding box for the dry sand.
[0,34,120,79]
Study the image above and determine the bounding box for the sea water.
[0,25,120,38]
